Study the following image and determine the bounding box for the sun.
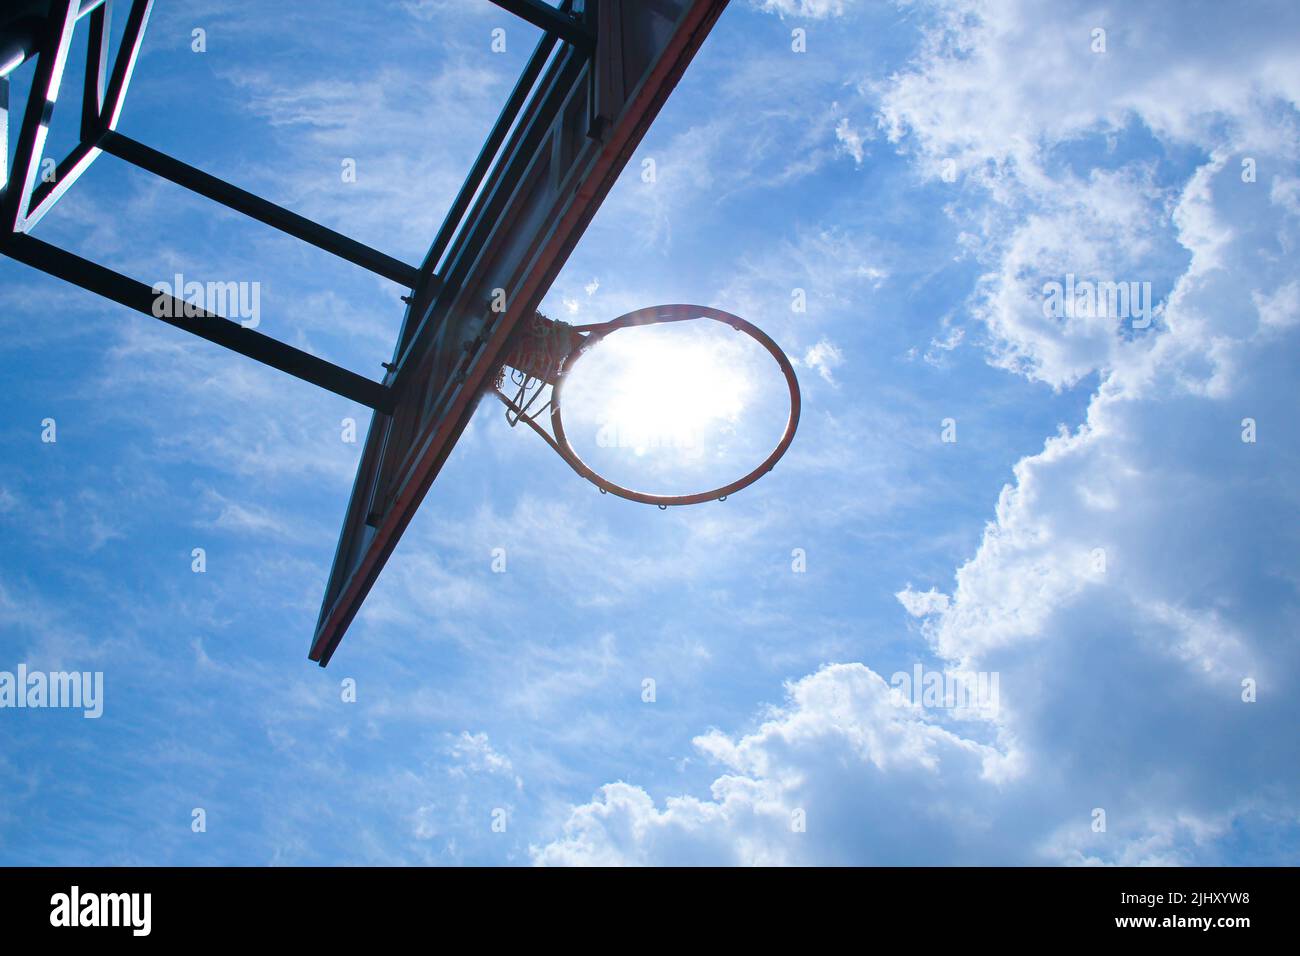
[574,325,754,457]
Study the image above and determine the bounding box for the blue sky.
[1,0,1298,865]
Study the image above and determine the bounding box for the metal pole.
[1,233,395,412]
[99,131,421,289]
[486,0,592,51]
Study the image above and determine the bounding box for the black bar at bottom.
[0,865,1285,942]
[0,233,393,412]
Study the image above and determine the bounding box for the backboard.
[309,0,732,665]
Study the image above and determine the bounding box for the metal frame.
[309,0,731,666]
[0,0,735,668]
[0,0,595,411]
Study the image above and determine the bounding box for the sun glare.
[557,316,791,497]
[569,325,754,457]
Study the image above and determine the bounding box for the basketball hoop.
[492,305,801,507]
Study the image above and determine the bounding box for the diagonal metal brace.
[99,131,421,289]
[1,232,395,412]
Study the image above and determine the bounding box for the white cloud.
[202,488,298,539]
[533,663,1007,865]
[1253,279,1300,331]
[877,0,1300,391]
[448,732,523,790]
[834,117,867,165]
[877,0,1300,169]
[753,0,851,18]
[895,586,950,618]
[922,325,964,366]
[800,338,845,383]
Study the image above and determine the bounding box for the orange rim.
[549,304,801,507]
